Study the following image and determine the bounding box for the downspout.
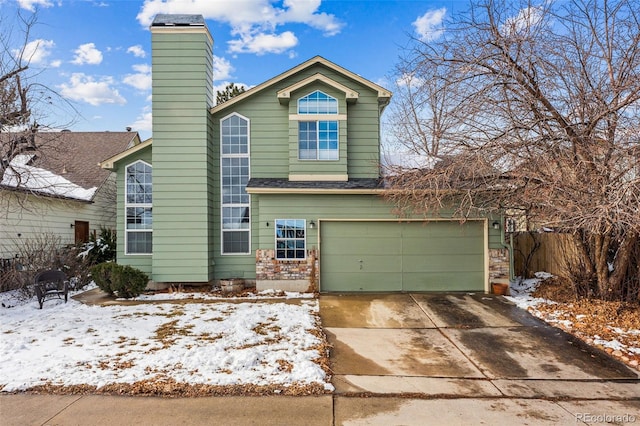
[499,217,516,281]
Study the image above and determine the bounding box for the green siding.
[113,146,153,276]
[211,63,382,181]
[150,26,214,283]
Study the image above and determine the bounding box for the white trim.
[288,174,349,182]
[274,219,307,261]
[245,187,383,195]
[150,26,213,45]
[278,74,359,103]
[124,160,153,256]
[220,112,251,255]
[289,114,347,121]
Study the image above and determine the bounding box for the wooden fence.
[512,232,582,278]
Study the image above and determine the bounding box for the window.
[297,90,337,114]
[125,161,152,254]
[298,91,339,160]
[275,219,306,260]
[221,113,250,254]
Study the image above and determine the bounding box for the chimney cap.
[151,14,205,27]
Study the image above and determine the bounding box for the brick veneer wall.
[489,248,510,281]
[256,248,319,290]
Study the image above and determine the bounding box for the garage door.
[320,221,485,292]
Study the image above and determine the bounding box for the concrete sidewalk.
[1,393,639,425]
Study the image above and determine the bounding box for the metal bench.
[34,270,69,309]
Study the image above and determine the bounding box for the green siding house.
[101,14,510,293]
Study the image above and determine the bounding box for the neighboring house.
[1,131,141,259]
[100,14,510,292]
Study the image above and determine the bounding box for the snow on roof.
[2,154,97,201]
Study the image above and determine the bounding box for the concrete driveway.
[320,293,640,423]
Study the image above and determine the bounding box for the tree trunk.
[593,234,613,299]
[607,231,640,302]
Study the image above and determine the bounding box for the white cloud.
[228,31,298,55]
[136,0,342,55]
[502,7,544,36]
[213,55,234,81]
[16,0,53,11]
[71,43,103,65]
[50,59,62,68]
[413,8,446,42]
[13,39,55,65]
[128,107,152,134]
[127,45,146,58]
[123,64,152,91]
[59,73,126,106]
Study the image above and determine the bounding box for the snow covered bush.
[91,263,148,298]
[79,227,116,265]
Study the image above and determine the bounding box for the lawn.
[0,288,333,396]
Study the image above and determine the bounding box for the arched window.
[125,161,152,254]
[297,91,339,160]
[297,90,338,114]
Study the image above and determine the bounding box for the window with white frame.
[221,113,250,254]
[275,219,306,260]
[298,91,339,160]
[125,161,152,254]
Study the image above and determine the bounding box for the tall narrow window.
[125,161,152,254]
[298,91,339,160]
[221,113,250,254]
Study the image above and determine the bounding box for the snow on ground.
[0,288,331,393]
[506,272,640,370]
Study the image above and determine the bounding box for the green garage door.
[320,221,485,292]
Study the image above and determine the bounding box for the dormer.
[278,75,359,182]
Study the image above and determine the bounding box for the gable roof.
[277,73,360,105]
[100,138,152,170]
[1,131,139,201]
[210,56,392,114]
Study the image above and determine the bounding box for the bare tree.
[1,9,75,210]
[385,0,640,301]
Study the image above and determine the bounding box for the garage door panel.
[321,272,402,292]
[325,240,402,256]
[402,273,476,292]
[324,255,402,273]
[320,221,485,292]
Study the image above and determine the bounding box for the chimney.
[149,14,215,283]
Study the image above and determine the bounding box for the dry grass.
[531,278,640,370]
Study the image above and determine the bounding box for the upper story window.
[221,113,250,255]
[125,161,152,255]
[298,91,338,114]
[298,91,339,160]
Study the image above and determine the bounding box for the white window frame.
[124,160,152,255]
[274,219,307,260]
[297,91,340,161]
[220,112,251,255]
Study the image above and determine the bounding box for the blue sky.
[3,0,463,140]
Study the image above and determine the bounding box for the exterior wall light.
[309,220,316,229]
[492,221,500,230]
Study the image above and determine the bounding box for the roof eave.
[210,56,392,114]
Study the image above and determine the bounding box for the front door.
[74,221,90,245]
